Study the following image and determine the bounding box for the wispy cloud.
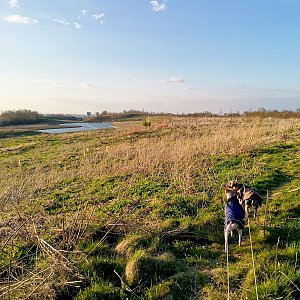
[53,15,82,29]
[8,0,19,8]
[78,9,89,19]
[3,15,38,24]
[73,22,82,29]
[150,1,167,12]
[92,13,105,23]
[52,18,71,26]
[161,76,185,83]
[81,9,89,16]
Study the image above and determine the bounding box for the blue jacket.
[225,196,245,227]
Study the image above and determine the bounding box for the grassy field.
[0,116,299,299]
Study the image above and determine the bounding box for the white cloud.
[8,0,19,8]
[53,18,71,26]
[150,1,167,12]
[3,15,38,24]
[73,22,82,29]
[81,9,89,16]
[161,76,185,83]
[92,13,105,23]
[78,9,89,19]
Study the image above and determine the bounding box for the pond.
[38,122,114,134]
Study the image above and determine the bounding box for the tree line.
[0,110,80,126]
[1,108,300,127]
[0,109,42,126]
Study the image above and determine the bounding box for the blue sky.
[1,0,300,114]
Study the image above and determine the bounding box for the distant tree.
[242,108,300,118]
[0,109,42,126]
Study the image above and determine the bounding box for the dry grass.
[0,116,299,299]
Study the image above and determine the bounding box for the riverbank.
[0,121,113,138]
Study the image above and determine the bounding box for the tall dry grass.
[76,117,300,187]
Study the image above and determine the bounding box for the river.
[38,122,114,134]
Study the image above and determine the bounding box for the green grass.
[0,117,299,299]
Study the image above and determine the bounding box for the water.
[38,122,113,134]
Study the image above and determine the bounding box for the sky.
[1,0,300,114]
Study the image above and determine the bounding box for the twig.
[113,270,141,299]
[0,267,51,296]
[279,271,300,293]
[64,280,82,287]
[0,218,29,253]
[17,212,31,239]
[62,216,65,247]
[31,217,77,275]
[23,271,54,300]
[39,239,70,262]
[275,237,280,278]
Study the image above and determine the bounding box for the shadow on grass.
[288,204,300,218]
[0,131,42,139]
[250,143,295,156]
[266,202,300,246]
[251,169,291,196]
[265,222,300,246]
